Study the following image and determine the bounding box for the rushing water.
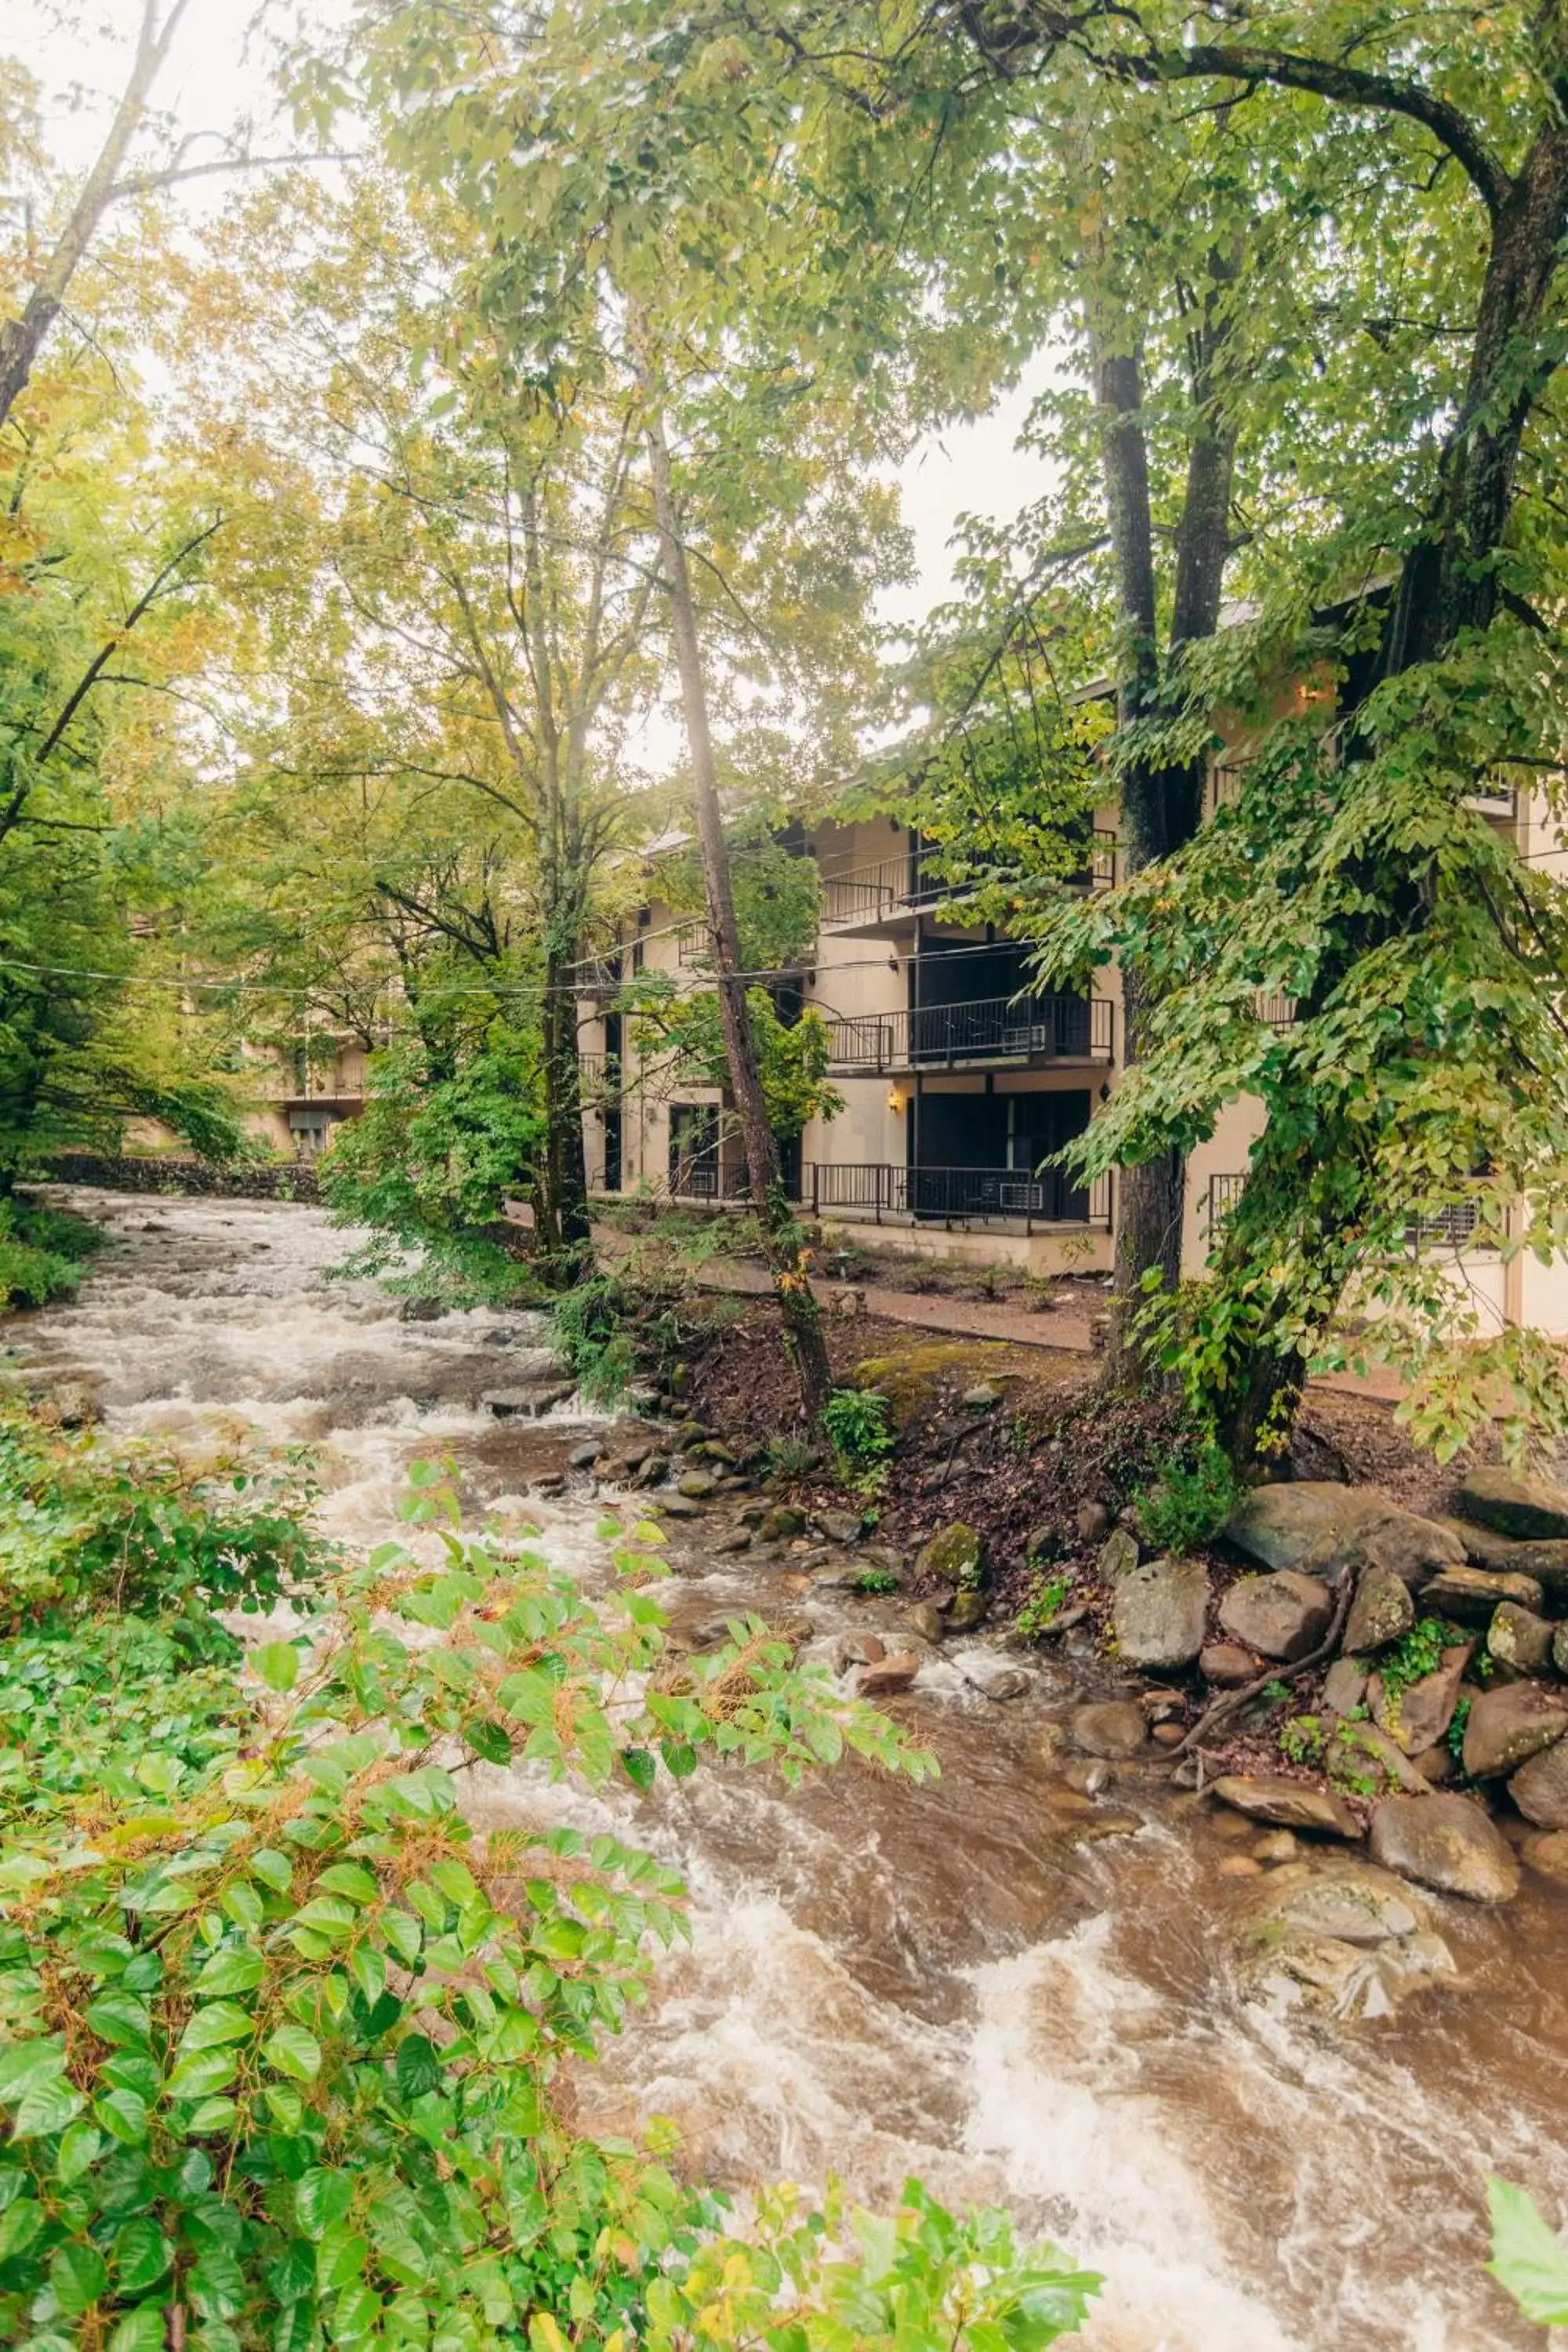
[13,1189,1568,2352]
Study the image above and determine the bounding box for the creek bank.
[646,1294,1568,1920]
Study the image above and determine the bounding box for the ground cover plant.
[0,1420,1100,2350]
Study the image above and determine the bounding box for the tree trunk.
[0,0,191,434]
[637,369,832,1421]
[536,942,593,1281]
[1089,305,1230,1378]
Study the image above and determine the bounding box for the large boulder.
[1461,1682,1568,1778]
[1368,1641,1472,1755]
[1231,1861,1455,2020]
[1348,1507,1466,1590]
[1486,1603,1555,1678]
[1343,1567,1415,1655]
[1421,1565,1544,1623]
[1368,1793,1520,1902]
[1509,1737,1568,1830]
[1112,1556,1210,1670]
[1218,1570,1334,1662]
[1455,1466,1568,1541]
[1210,1775,1363,1838]
[1069,1700,1149,1759]
[914,1523,982,1586]
[1442,1519,1568,1591]
[1225,1482,1384,1572]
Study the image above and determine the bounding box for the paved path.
[592,1224,1410,1399]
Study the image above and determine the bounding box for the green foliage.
[553,1273,637,1409]
[0,1198,103,1311]
[1015,1573,1071,1640]
[1376,1617,1467,1714]
[0,1439,1095,2352]
[1446,1692,1473,1766]
[642,2174,1101,2350]
[1487,2178,1568,2328]
[821,1386,894,1469]
[320,1027,546,1303]
[1277,1714,1325,1767]
[623,979,844,1146]
[1132,1442,1242,1555]
[0,1406,332,1631]
[848,1568,900,1595]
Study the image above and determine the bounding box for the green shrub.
[1015,1571,1071,1640]
[1133,1440,1243,1553]
[1488,2176,1568,2326]
[0,1450,1100,2350]
[0,1407,332,1629]
[822,1386,894,1470]
[0,1198,103,1311]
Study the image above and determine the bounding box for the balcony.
[820,833,1116,934]
[805,1161,1112,1230]
[826,993,1112,1073]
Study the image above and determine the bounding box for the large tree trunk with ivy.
[638,389,832,1422]
[1090,274,1234,1383]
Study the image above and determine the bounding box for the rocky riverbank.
[618,1292,1568,1933]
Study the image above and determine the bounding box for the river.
[11,1189,1567,2352]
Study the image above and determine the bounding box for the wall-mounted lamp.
[1098,1083,1112,1104]
[887,1088,906,1115]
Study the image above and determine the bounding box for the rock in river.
[1368,1793,1520,1903]
[1461,1682,1568,1777]
[1210,1775,1363,1838]
[856,1653,920,1698]
[1070,1700,1149,1759]
[1112,1556,1210,1670]
[914,1523,982,1585]
[1218,1570,1333,1662]
[1521,1831,1568,1886]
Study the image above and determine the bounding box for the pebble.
[1218,1855,1265,1879]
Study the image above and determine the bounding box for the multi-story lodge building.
[578,762,1568,1337]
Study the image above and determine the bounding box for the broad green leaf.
[1487,2177,1568,2325]
[256,1641,301,1692]
[265,2024,322,2082]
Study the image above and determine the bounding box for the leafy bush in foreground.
[1489,2176,1568,2328]
[0,1454,1098,2350]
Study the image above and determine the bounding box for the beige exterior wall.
[581,775,1568,1339]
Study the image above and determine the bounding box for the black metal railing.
[826,993,1112,1072]
[806,1161,1111,1229]
[819,833,1116,928]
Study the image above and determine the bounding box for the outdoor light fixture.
[887,1088,906,1113]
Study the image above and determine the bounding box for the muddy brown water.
[13,1190,1568,2351]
